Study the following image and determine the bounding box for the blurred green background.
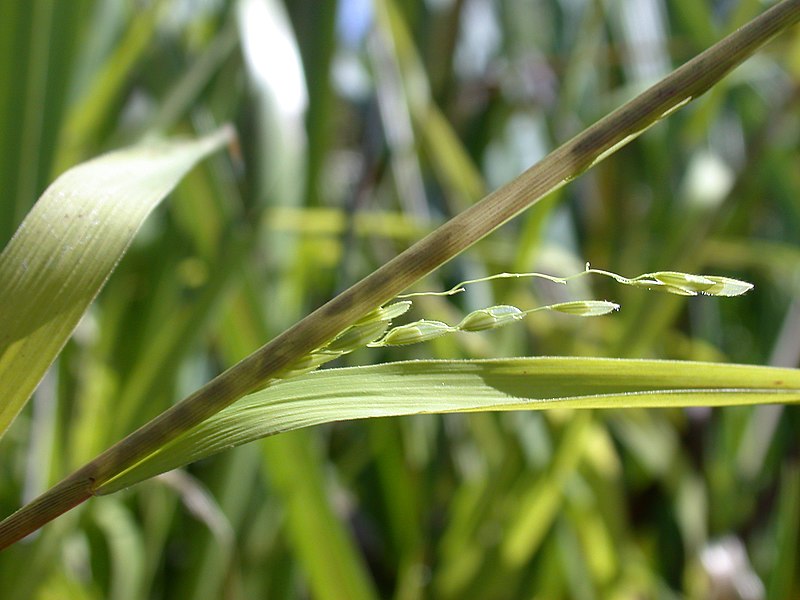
[1,0,799,598]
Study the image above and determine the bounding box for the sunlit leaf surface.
[0,128,231,436]
[98,357,800,494]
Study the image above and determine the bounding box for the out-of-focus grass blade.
[92,499,146,600]
[377,0,486,208]
[55,0,165,170]
[0,126,233,437]
[97,357,800,493]
[767,463,800,600]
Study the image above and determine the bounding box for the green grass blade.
[55,0,166,170]
[262,431,380,600]
[92,499,146,600]
[0,127,232,438]
[96,357,800,494]
[767,463,800,599]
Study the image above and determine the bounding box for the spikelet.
[274,267,751,378]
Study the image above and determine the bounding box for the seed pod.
[355,301,413,325]
[372,320,454,346]
[280,350,342,378]
[458,305,525,332]
[324,320,391,353]
[629,279,697,296]
[547,300,620,317]
[380,301,414,320]
[702,276,753,297]
[648,271,716,294]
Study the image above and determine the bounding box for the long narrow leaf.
[96,357,800,494]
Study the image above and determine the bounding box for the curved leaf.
[0,127,232,436]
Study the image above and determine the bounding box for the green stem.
[1,0,798,551]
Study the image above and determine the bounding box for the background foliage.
[1,0,799,598]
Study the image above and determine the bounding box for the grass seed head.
[702,276,754,297]
[324,320,392,353]
[629,279,698,295]
[371,320,454,346]
[355,301,412,325]
[649,271,717,294]
[279,350,343,378]
[547,300,620,317]
[458,305,525,331]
